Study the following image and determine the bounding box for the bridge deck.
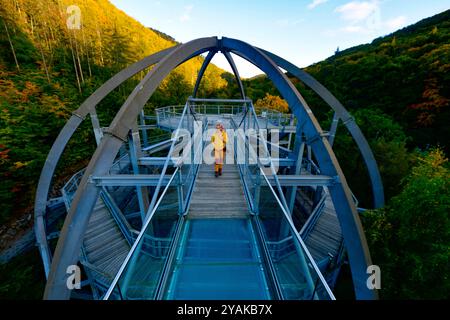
[188,164,250,219]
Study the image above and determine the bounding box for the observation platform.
[36,37,382,300]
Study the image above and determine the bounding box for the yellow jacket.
[211,129,228,151]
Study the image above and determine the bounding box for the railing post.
[254,166,261,214]
[128,130,149,224]
[139,110,149,148]
[307,145,312,172]
[328,112,339,147]
[89,109,103,146]
[248,104,252,129]
[177,169,183,215]
[288,140,305,215]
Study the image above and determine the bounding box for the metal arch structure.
[33,45,179,278]
[192,50,246,99]
[258,49,385,208]
[36,36,382,300]
[192,50,217,98]
[189,47,384,209]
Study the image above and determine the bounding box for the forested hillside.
[305,10,449,152]
[0,0,227,225]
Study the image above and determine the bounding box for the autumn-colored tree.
[409,77,449,127]
[255,93,289,113]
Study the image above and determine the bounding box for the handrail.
[247,102,290,212]
[259,167,336,300]
[103,167,179,300]
[102,101,202,299]
[180,118,208,214]
[188,97,251,103]
[299,193,327,237]
[100,188,135,246]
[157,104,246,118]
[145,102,190,220]
[230,102,292,216]
[230,116,256,213]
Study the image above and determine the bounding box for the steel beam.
[91,174,173,187]
[288,141,305,214]
[259,157,295,167]
[329,112,339,146]
[223,51,246,99]
[192,50,216,98]
[128,128,149,222]
[263,174,335,187]
[138,157,180,166]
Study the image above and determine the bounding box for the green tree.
[362,148,450,299]
[332,108,411,206]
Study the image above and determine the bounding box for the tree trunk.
[30,15,34,35]
[3,20,20,72]
[82,26,92,78]
[73,32,85,84]
[36,33,51,83]
[97,29,104,66]
[69,33,82,93]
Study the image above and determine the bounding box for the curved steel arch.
[40,36,378,300]
[192,50,217,98]
[34,46,179,278]
[259,49,384,208]
[192,50,246,99]
[223,51,246,99]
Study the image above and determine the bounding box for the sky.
[110,0,450,78]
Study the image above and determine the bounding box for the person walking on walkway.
[211,120,228,177]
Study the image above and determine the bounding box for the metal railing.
[258,167,335,300]
[61,168,86,211]
[103,99,207,299]
[155,105,185,122]
[228,101,334,299]
[103,167,180,300]
[190,104,245,116]
[256,107,293,127]
[231,101,290,213]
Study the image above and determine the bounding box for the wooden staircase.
[303,190,342,263]
[81,196,131,289]
[303,189,343,287]
[188,164,250,219]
